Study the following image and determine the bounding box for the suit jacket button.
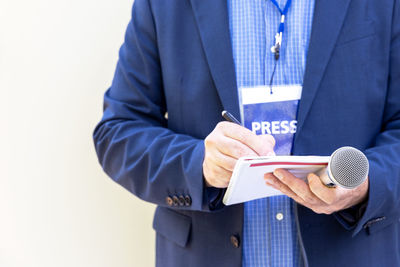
[184,195,192,206]
[166,196,173,206]
[178,195,186,206]
[230,235,240,248]
[172,196,180,206]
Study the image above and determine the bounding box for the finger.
[216,136,259,159]
[219,122,275,156]
[208,149,237,172]
[258,134,276,155]
[203,161,232,188]
[307,173,338,205]
[273,169,319,204]
[264,173,306,205]
[265,173,334,213]
[266,173,337,214]
[205,127,258,159]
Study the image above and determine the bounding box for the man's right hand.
[203,121,275,188]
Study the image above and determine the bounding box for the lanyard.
[268,0,292,94]
[269,0,292,60]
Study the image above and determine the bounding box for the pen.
[222,110,241,125]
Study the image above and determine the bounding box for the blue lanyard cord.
[269,0,292,61]
[269,0,292,34]
[268,0,292,93]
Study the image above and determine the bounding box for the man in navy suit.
[93,0,400,266]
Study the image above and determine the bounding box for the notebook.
[222,156,329,205]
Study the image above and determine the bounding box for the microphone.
[317,146,369,189]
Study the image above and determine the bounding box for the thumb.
[258,134,276,156]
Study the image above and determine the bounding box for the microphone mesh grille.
[330,147,369,188]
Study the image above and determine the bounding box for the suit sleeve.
[340,0,400,235]
[93,0,215,211]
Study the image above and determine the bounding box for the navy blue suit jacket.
[94,0,400,266]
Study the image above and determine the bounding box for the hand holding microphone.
[264,146,370,214]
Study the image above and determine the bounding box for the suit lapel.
[295,0,352,140]
[189,0,240,120]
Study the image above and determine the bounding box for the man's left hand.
[264,169,369,214]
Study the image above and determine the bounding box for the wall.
[0,0,156,266]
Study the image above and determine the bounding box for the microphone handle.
[316,167,337,188]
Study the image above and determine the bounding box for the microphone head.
[328,146,369,189]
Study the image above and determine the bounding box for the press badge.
[239,85,302,155]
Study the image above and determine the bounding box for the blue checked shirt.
[228,0,315,266]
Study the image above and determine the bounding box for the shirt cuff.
[205,186,226,211]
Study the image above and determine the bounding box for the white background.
[0,0,156,266]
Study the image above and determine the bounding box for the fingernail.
[308,173,318,182]
[274,171,283,180]
[265,179,274,187]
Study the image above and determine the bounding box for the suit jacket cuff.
[349,155,399,236]
[334,199,368,230]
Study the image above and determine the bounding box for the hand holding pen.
[202,110,275,188]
